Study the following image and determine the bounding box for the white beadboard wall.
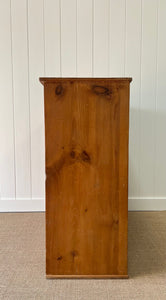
[0,0,166,212]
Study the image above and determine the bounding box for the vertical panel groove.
[126,0,141,197]
[124,0,127,75]
[154,0,159,198]
[109,0,126,76]
[61,0,77,76]
[109,0,112,76]
[9,0,16,199]
[43,0,46,75]
[92,0,94,76]
[108,0,110,76]
[76,0,78,76]
[93,0,109,76]
[28,0,45,198]
[139,0,143,199]
[77,0,93,76]
[59,0,62,76]
[140,0,158,196]
[26,0,32,199]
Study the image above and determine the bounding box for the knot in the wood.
[92,85,112,96]
[57,255,63,260]
[55,85,63,95]
[81,150,90,162]
[71,250,78,258]
[113,218,119,226]
[70,150,76,158]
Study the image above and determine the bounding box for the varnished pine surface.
[40,77,132,85]
[41,78,131,277]
[46,275,129,279]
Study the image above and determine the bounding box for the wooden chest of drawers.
[40,77,132,278]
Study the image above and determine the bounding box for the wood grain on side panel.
[40,78,131,277]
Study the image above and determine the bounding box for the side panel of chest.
[42,78,131,278]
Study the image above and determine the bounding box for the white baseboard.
[128,197,166,211]
[0,197,166,212]
[0,198,45,212]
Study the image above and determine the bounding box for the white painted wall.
[0,0,166,212]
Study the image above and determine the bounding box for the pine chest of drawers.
[40,77,132,278]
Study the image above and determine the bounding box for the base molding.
[128,197,166,211]
[0,197,166,212]
[46,274,129,279]
[0,199,45,212]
